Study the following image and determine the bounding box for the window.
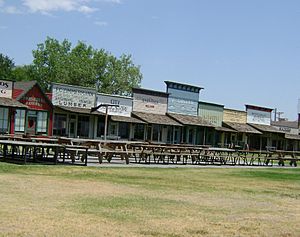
[53,114,67,136]
[77,116,90,138]
[15,109,26,132]
[134,124,144,140]
[119,122,129,139]
[97,116,105,137]
[109,122,118,136]
[0,107,9,133]
[37,111,48,133]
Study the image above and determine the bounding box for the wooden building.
[0,80,28,134]
[198,101,236,147]
[132,87,181,143]
[246,105,286,150]
[165,81,214,145]
[95,93,144,140]
[272,120,300,150]
[51,83,102,138]
[13,81,53,136]
[223,108,261,148]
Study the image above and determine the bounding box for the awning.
[167,113,214,127]
[285,134,300,140]
[132,112,182,126]
[0,97,28,109]
[111,115,145,124]
[55,106,105,115]
[215,126,237,133]
[223,122,262,134]
[248,123,285,134]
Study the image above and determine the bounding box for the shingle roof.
[272,120,298,129]
[55,106,105,115]
[223,122,262,134]
[215,126,237,133]
[285,134,300,140]
[0,97,28,108]
[167,113,214,127]
[248,123,285,134]
[111,115,145,124]
[132,112,181,126]
[13,81,37,100]
[13,81,53,107]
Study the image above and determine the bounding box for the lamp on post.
[91,103,119,140]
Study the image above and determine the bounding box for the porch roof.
[215,126,237,133]
[0,97,28,109]
[167,113,214,127]
[55,106,105,116]
[248,123,285,134]
[111,115,146,124]
[285,134,300,140]
[223,122,262,134]
[132,112,182,126]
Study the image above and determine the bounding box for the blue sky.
[0,0,300,120]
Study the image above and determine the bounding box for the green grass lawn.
[0,163,299,236]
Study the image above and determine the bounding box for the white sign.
[52,84,95,108]
[0,80,13,98]
[97,94,132,117]
[133,93,168,114]
[247,108,271,125]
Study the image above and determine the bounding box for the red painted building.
[12,81,53,136]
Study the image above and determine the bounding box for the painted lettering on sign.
[52,85,95,109]
[97,94,132,116]
[23,96,46,108]
[0,80,13,98]
[247,109,271,125]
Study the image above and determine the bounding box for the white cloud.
[0,25,8,30]
[22,0,99,14]
[78,5,98,14]
[94,21,108,26]
[0,0,4,7]
[3,6,22,14]
[96,0,122,3]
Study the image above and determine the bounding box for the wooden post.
[104,106,108,141]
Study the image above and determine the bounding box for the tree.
[31,37,142,94]
[0,53,14,80]
[12,65,37,82]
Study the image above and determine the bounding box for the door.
[27,111,37,135]
[69,119,76,138]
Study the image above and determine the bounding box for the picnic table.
[0,139,62,164]
[69,138,144,164]
[130,143,204,164]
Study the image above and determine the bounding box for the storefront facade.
[95,93,144,140]
[13,81,52,136]
[132,87,181,143]
[246,105,285,150]
[198,101,227,146]
[223,108,261,148]
[51,83,98,138]
[0,80,28,134]
[165,81,202,116]
[165,81,214,145]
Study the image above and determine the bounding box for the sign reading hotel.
[0,80,13,98]
[96,94,132,117]
[52,83,95,109]
[132,88,168,115]
[246,105,272,125]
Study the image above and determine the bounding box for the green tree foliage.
[0,53,14,80]
[31,37,142,94]
[12,65,37,82]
